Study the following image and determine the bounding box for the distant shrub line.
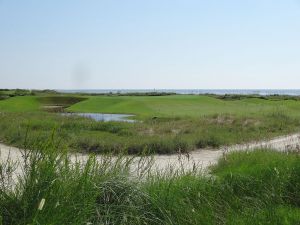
[209,93,300,101]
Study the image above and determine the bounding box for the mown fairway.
[68,94,300,118]
[0,96,40,112]
[1,93,300,154]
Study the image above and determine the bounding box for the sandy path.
[1,133,300,178]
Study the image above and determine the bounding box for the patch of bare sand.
[1,133,300,178]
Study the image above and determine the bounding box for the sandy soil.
[1,133,300,179]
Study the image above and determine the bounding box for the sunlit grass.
[1,94,300,154]
[1,142,300,224]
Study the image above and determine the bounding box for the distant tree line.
[77,92,177,97]
[208,94,300,101]
[0,89,58,100]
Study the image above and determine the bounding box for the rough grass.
[1,94,300,154]
[0,141,160,225]
[0,110,299,154]
[1,143,300,224]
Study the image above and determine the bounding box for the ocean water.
[59,89,300,96]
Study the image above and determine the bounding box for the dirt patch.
[209,115,235,125]
[37,96,87,107]
[42,105,66,112]
[38,96,87,112]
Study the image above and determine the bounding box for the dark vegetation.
[37,96,87,107]
[0,89,57,100]
[0,93,8,100]
[211,94,300,101]
[1,143,300,224]
[2,89,300,100]
[77,91,177,96]
[36,96,87,112]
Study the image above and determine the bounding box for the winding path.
[1,133,300,178]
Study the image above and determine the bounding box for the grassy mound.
[67,94,300,118]
[0,96,40,112]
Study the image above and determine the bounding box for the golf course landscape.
[1,90,300,155]
[2,0,300,223]
[1,90,300,224]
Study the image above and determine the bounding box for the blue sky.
[0,0,300,89]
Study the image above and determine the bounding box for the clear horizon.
[56,88,300,91]
[1,0,300,89]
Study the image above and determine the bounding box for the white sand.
[1,133,300,178]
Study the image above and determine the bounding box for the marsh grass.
[0,109,300,154]
[2,94,300,154]
[0,140,163,225]
[1,141,300,225]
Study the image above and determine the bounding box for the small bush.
[196,135,222,148]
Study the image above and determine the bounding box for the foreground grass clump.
[0,142,162,225]
[1,145,300,224]
[210,150,300,224]
[145,150,300,225]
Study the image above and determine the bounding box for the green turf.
[0,96,40,112]
[2,94,300,118]
[68,95,300,118]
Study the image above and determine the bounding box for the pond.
[61,113,136,123]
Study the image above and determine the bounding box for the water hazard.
[61,113,136,123]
